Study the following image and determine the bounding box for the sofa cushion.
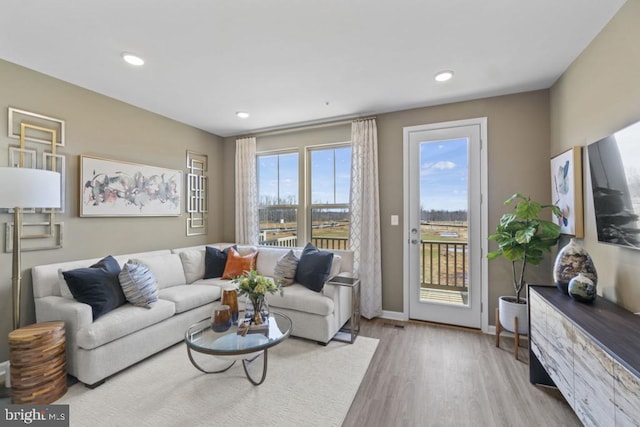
[62,256,126,320]
[273,250,299,286]
[222,248,258,279]
[118,262,159,308]
[266,284,334,316]
[76,299,175,350]
[158,284,221,314]
[131,254,185,289]
[179,249,205,284]
[255,247,286,276]
[295,243,334,292]
[191,277,239,291]
[204,245,236,279]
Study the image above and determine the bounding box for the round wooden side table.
[9,321,67,404]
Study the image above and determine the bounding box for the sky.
[258,147,351,205]
[257,141,467,211]
[420,137,468,211]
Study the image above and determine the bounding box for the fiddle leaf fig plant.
[488,193,562,303]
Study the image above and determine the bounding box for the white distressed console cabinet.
[528,285,640,426]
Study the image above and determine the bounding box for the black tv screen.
[588,119,640,249]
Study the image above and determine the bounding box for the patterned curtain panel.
[235,137,259,245]
[349,119,382,319]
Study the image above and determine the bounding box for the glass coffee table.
[185,311,292,385]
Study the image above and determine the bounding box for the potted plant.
[488,193,562,334]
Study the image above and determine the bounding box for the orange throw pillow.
[222,248,258,279]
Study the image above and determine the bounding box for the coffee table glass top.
[185,311,292,356]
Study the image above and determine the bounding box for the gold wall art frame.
[80,155,183,217]
[8,107,65,146]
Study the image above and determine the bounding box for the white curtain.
[235,136,259,245]
[349,119,382,319]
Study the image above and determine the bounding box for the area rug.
[56,336,379,427]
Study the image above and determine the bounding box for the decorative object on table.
[553,237,597,294]
[186,150,208,236]
[80,155,182,217]
[211,304,232,333]
[233,270,282,326]
[0,167,61,329]
[488,193,561,359]
[550,147,584,238]
[221,289,239,323]
[568,272,597,303]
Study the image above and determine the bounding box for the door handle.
[411,239,419,245]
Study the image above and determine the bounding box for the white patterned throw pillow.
[273,250,299,286]
[119,262,159,308]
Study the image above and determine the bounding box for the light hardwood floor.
[342,318,581,427]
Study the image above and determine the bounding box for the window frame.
[256,149,300,246]
[306,143,352,248]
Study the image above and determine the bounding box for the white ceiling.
[0,1,627,137]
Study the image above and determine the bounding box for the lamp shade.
[0,167,61,209]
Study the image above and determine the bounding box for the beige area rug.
[56,336,379,427]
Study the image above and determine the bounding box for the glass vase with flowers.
[233,270,282,326]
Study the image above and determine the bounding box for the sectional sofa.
[31,243,354,387]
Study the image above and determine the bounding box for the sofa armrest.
[35,296,93,333]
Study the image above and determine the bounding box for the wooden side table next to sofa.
[9,321,67,404]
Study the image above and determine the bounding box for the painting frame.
[80,155,182,217]
[551,146,584,237]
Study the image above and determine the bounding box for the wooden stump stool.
[9,321,67,404]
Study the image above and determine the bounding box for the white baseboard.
[380,310,407,321]
[487,325,496,335]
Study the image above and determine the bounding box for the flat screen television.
[588,119,640,249]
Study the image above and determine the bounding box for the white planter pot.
[498,296,528,335]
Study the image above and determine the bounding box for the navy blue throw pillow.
[204,245,237,279]
[295,243,334,292]
[62,255,125,320]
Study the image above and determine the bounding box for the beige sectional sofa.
[31,243,353,387]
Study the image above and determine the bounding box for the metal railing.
[259,235,348,250]
[421,240,468,289]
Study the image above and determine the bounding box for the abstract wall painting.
[80,155,182,217]
[551,147,584,237]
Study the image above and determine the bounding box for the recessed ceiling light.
[121,53,144,66]
[434,70,454,82]
[236,111,250,119]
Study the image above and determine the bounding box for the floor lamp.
[0,167,61,330]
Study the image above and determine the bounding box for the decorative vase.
[211,304,232,332]
[245,296,269,325]
[498,296,528,335]
[568,273,597,303]
[553,238,597,294]
[221,289,239,324]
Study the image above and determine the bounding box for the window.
[257,145,351,250]
[309,146,351,249]
[257,152,299,247]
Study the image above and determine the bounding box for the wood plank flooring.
[342,318,581,427]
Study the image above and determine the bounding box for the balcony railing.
[259,235,348,250]
[421,240,468,289]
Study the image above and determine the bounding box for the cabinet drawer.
[546,302,575,407]
[573,328,615,427]
[615,363,640,426]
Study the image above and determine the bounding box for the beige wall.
[0,60,224,360]
[223,90,552,324]
[550,0,640,311]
